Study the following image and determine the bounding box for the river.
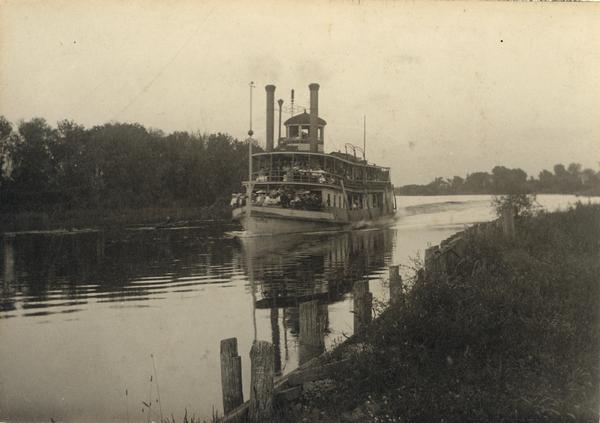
[0,194,596,422]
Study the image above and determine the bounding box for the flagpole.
[246,81,255,219]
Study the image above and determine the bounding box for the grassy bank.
[282,203,600,422]
[0,202,231,233]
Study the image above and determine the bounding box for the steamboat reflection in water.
[239,227,394,370]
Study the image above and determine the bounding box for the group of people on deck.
[230,188,323,211]
[255,163,337,185]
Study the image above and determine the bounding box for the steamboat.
[231,83,396,235]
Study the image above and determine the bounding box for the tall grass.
[284,203,600,422]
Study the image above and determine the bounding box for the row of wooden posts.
[219,265,404,422]
[423,209,517,279]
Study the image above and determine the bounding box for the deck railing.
[251,169,390,186]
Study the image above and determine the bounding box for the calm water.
[0,195,596,422]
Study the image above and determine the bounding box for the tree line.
[397,164,600,196]
[0,116,254,213]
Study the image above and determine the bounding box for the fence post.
[249,340,274,423]
[353,281,372,335]
[502,207,516,240]
[299,300,324,365]
[389,265,403,306]
[220,338,243,414]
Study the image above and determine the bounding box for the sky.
[1,0,599,185]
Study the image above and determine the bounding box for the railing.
[251,169,390,186]
[252,169,340,186]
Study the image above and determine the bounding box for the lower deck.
[231,182,396,215]
[232,205,396,235]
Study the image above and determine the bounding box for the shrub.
[491,193,539,218]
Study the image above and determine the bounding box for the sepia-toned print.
[1,1,599,422]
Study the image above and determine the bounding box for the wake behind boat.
[231,83,396,235]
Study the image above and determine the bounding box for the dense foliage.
[492,193,539,218]
[397,164,600,196]
[284,203,600,422]
[0,116,252,213]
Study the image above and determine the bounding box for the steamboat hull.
[232,206,395,236]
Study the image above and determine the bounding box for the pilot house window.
[301,126,309,139]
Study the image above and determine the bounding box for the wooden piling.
[353,281,372,335]
[389,265,403,306]
[502,207,516,240]
[3,235,15,285]
[424,245,440,274]
[270,307,282,376]
[249,340,275,423]
[220,338,243,414]
[299,300,324,365]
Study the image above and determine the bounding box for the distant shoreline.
[395,189,600,197]
[0,204,232,234]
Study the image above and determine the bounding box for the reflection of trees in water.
[0,226,242,316]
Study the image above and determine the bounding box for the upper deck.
[252,83,393,192]
[249,150,391,191]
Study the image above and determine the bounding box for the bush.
[491,193,539,218]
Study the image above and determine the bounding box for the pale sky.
[1,0,599,185]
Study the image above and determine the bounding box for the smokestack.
[265,84,276,152]
[277,99,284,143]
[309,83,319,153]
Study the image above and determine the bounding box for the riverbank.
[0,203,231,233]
[279,203,600,422]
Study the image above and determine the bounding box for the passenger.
[257,168,267,182]
[280,191,290,208]
[263,191,280,206]
[291,194,302,209]
[255,192,266,206]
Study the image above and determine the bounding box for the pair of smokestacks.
[265,83,320,153]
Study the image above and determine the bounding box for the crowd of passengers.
[230,188,323,211]
[255,163,337,185]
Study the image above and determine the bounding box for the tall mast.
[246,81,255,219]
[248,81,255,182]
[363,115,366,161]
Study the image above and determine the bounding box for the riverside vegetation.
[0,116,254,231]
[279,202,600,422]
[397,164,600,196]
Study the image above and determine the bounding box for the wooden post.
[96,231,105,262]
[353,281,372,335]
[424,245,440,274]
[3,235,15,285]
[502,207,515,240]
[389,265,403,306]
[249,340,274,423]
[299,300,324,365]
[270,307,282,376]
[220,338,243,414]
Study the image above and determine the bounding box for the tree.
[0,116,13,185]
[491,193,539,219]
[464,172,492,194]
[491,166,528,194]
[6,118,60,209]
